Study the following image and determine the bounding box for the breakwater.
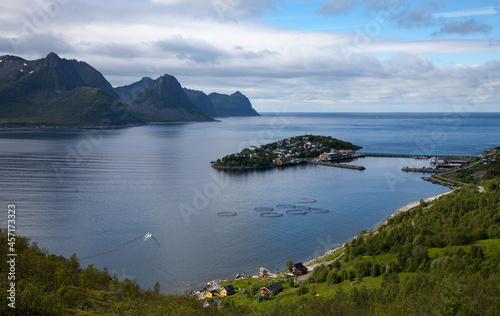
[422,177,455,188]
[402,167,448,173]
[307,160,366,170]
[362,153,480,160]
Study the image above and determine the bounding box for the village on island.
[212,135,365,170]
[212,134,476,172]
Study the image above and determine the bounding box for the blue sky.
[0,0,499,112]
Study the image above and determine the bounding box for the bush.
[296,283,309,296]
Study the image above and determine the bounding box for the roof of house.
[209,290,218,294]
[223,285,235,292]
[263,283,283,292]
[293,262,308,271]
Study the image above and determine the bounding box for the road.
[297,253,344,281]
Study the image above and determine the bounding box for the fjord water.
[1,113,499,293]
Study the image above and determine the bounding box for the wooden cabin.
[292,262,308,276]
[206,290,218,298]
[220,285,235,297]
[261,283,283,296]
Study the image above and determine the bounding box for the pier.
[306,159,366,170]
[361,152,481,160]
[402,167,448,173]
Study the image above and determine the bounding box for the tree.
[154,281,161,294]
[286,260,294,272]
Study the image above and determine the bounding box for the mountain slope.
[0,53,140,127]
[208,91,259,117]
[183,88,218,118]
[131,75,214,122]
[114,77,153,101]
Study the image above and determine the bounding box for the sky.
[0,0,499,112]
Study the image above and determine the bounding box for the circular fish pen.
[276,204,295,209]
[286,209,308,215]
[217,211,237,216]
[260,212,284,217]
[254,207,275,212]
[290,198,317,203]
[307,207,330,213]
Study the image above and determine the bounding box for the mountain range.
[0,53,259,127]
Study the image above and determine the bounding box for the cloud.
[154,35,227,64]
[432,6,500,18]
[317,0,361,16]
[318,1,443,28]
[87,42,144,59]
[395,2,443,28]
[0,32,74,56]
[433,19,493,36]
[150,0,283,20]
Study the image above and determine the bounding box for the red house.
[292,262,308,276]
[260,283,283,296]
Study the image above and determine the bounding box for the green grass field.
[213,239,500,309]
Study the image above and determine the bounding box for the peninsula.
[212,135,363,170]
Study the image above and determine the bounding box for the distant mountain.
[208,91,260,117]
[0,53,255,127]
[131,75,213,122]
[0,53,140,127]
[114,77,153,101]
[183,88,218,118]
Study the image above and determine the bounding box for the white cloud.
[432,6,500,18]
[150,0,283,20]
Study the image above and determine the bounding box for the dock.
[401,167,448,173]
[362,152,481,160]
[306,159,366,170]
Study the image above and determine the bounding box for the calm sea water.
[0,113,499,293]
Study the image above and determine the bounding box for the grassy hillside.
[0,87,143,128]
[0,53,142,127]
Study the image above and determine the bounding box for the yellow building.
[276,157,292,165]
[206,290,218,298]
[318,152,341,161]
[220,285,235,297]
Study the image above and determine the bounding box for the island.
[212,135,364,170]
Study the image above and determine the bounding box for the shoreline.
[373,189,454,230]
[0,120,221,130]
[192,189,454,299]
[301,189,454,269]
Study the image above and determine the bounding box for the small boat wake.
[80,233,160,262]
